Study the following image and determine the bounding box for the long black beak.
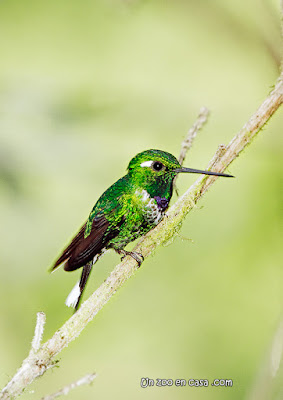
[174,167,234,178]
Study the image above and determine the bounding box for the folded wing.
[51,214,110,272]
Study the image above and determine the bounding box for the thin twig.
[30,313,46,354]
[174,107,210,196]
[0,74,282,400]
[248,318,283,400]
[40,373,96,400]
[178,106,210,166]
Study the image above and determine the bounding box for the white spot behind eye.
[140,160,153,168]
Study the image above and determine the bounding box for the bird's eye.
[152,161,164,171]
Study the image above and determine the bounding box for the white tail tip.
[65,281,81,308]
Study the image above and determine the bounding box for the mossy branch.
[1,74,282,400]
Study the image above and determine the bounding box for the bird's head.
[130,147,231,176]
[127,149,233,198]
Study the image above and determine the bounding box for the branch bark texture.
[1,75,282,400]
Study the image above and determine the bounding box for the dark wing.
[51,214,110,272]
[51,223,86,270]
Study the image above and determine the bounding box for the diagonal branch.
[1,74,282,400]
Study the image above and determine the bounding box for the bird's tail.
[65,251,106,310]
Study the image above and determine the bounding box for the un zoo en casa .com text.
[140,378,233,388]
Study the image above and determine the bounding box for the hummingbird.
[51,149,233,310]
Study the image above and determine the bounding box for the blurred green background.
[0,0,282,399]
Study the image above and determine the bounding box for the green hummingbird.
[51,149,233,310]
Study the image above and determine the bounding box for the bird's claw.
[118,250,144,267]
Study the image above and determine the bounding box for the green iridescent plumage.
[52,149,233,310]
[84,150,180,248]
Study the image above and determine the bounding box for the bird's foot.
[117,249,144,267]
